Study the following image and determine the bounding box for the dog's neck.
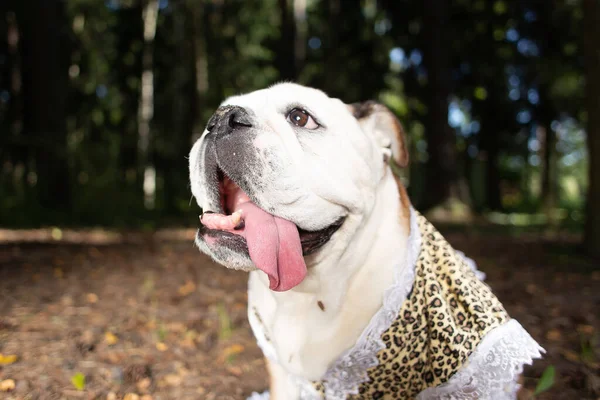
[248,169,411,380]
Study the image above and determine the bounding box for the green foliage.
[534,365,556,395]
[217,302,232,340]
[0,0,589,228]
[71,372,86,391]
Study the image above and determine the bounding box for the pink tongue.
[238,202,306,291]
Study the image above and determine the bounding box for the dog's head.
[189,83,408,291]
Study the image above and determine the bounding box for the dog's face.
[189,83,407,291]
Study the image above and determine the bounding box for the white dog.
[188,83,544,400]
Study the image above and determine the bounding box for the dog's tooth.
[231,210,243,225]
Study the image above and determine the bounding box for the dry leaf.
[0,354,18,365]
[136,377,151,392]
[226,366,243,376]
[0,379,15,392]
[222,344,245,359]
[577,324,595,335]
[166,322,186,333]
[164,374,182,386]
[124,394,140,400]
[155,342,168,352]
[546,329,561,341]
[562,349,581,363]
[106,352,121,364]
[178,280,196,296]
[180,336,196,349]
[105,331,118,345]
[140,396,153,400]
[51,227,63,240]
[87,293,99,304]
[106,392,117,400]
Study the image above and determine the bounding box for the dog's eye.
[287,108,319,129]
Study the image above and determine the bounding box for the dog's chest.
[247,268,394,380]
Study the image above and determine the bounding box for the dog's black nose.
[227,109,252,129]
[207,106,253,134]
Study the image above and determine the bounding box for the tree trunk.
[16,0,70,214]
[482,128,503,211]
[191,0,208,137]
[293,0,307,77]
[138,0,159,209]
[324,0,340,95]
[536,3,559,216]
[584,0,600,258]
[540,123,558,211]
[538,88,558,214]
[1,11,22,167]
[277,0,296,81]
[421,0,461,211]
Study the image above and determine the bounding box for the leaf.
[534,365,556,395]
[105,331,118,345]
[164,374,182,387]
[561,349,581,363]
[580,337,596,365]
[217,303,232,340]
[86,293,99,303]
[474,86,488,100]
[155,342,168,352]
[51,227,63,240]
[178,280,196,296]
[0,379,15,392]
[546,329,561,341]
[71,372,86,391]
[221,344,245,364]
[0,354,18,365]
[222,344,244,358]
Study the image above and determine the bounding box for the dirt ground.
[0,226,598,400]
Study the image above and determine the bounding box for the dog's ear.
[349,101,409,168]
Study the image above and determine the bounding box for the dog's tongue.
[238,202,306,291]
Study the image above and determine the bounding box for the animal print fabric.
[314,212,510,399]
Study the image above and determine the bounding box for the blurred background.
[0,1,599,399]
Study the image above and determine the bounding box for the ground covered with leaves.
[0,226,598,400]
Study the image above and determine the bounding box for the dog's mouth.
[198,168,344,292]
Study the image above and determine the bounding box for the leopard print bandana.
[312,212,510,398]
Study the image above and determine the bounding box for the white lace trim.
[298,207,422,399]
[417,319,545,400]
[456,250,486,281]
[247,391,270,400]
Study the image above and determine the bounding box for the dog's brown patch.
[395,175,411,234]
[350,101,409,167]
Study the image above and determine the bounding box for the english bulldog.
[188,83,543,400]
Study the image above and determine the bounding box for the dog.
[188,83,544,399]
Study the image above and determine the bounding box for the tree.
[583,0,600,258]
[16,0,71,215]
[420,0,461,211]
[138,0,159,209]
[277,0,296,81]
